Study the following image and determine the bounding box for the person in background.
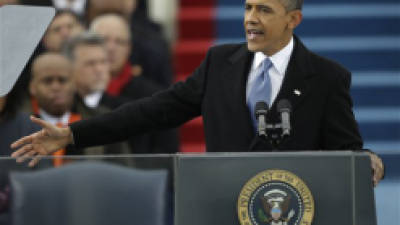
[19,0,87,19]
[0,80,39,156]
[0,0,18,6]
[89,16,179,153]
[86,0,173,87]
[52,0,87,18]
[124,0,173,87]
[28,53,80,166]
[29,52,130,160]
[89,14,162,99]
[0,79,43,225]
[42,10,85,52]
[63,31,132,155]
[29,53,76,127]
[15,10,86,104]
[65,32,115,109]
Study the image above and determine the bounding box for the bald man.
[88,14,169,101]
[88,14,179,153]
[88,9,172,87]
[30,53,75,119]
[86,0,137,23]
[29,53,82,165]
[90,14,132,79]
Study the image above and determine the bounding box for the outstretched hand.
[368,152,384,187]
[11,116,73,167]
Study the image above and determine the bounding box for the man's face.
[86,0,137,21]
[92,18,131,75]
[30,56,75,117]
[0,0,18,7]
[244,0,300,56]
[72,44,111,96]
[87,0,125,23]
[43,13,84,51]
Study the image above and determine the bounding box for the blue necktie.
[248,58,273,130]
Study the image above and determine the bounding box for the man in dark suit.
[87,15,179,153]
[11,0,384,185]
[65,31,178,154]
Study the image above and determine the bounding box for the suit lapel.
[218,39,316,150]
[271,36,316,113]
[223,44,255,138]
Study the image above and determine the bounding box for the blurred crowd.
[0,0,180,164]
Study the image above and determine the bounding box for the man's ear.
[287,10,303,30]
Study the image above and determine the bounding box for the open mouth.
[247,29,264,40]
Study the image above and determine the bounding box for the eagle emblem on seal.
[259,189,295,225]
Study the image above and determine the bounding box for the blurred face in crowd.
[90,15,131,76]
[244,0,302,56]
[43,12,84,52]
[122,0,138,18]
[0,0,18,6]
[72,44,111,96]
[87,0,137,22]
[30,54,75,117]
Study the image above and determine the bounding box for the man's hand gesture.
[367,152,384,187]
[11,116,73,167]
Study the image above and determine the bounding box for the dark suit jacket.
[80,93,179,154]
[70,36,363,152]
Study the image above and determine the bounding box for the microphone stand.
[251,100,291,150]
[260,99,292,148]
[260,123,286,148]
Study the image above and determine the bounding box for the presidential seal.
[237,169,314,225]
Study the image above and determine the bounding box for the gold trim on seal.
[237,169,314,225]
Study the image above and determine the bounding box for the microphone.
[255,101,269,137]
[277,99,292,137]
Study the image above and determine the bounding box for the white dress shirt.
[246,37,294,106]
[39,109,71,126]
[52,0,86,16]
[84,91,103,109]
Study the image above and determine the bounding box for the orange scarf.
[31,97,81,167]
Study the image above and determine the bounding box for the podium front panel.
[174,152,376,225]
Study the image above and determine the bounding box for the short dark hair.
[63,31,105,61]
[282,0,304,11]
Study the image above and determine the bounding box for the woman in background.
[0,81,40,156]
[0,81,40,223]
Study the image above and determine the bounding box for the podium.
[2,152,377,225]
[174,151,376,225]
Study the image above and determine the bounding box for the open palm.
[11,116,72,167]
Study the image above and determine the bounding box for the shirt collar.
[84,91,103,108]
[52,0,86,14]
[252,36,294,76]
[39,109,71,126]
